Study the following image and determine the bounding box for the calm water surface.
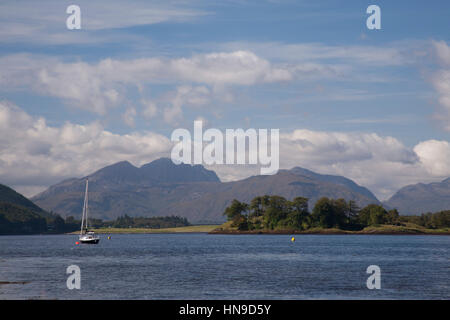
[0,234,449,299]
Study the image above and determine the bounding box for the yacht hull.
[79,237,100,244]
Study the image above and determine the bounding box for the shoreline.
[3,225,449,236]
[68,225,220,234]
[209,226,450,235]
[209,230,450,235]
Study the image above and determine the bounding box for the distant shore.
[209,224,450,235]
[65,224,450,235]
[69,225,220,234]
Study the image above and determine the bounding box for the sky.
[0,0,449,200]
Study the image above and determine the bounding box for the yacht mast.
[80,179,89,235]
[85,179,89,231]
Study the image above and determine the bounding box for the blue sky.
[0,0,449,199]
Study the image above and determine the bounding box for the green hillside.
[0,183,78,235]
[0,184,48,215]
[0,202,47,234]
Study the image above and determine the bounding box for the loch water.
[0,233,449,299]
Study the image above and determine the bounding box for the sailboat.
[79,179,100,244]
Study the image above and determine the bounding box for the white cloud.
[170,51,293,85]
[141,100,158,119]
[414,140,450,176]
[0,0,209,45]
[123,107,137,127]
[278,130,449,200]
[163,104,183,126]
[219,41,416,66]
[0,39,423,122]
[208,129,450,201]
[163,85,213,125]
[0,41,422,119]
[433,40,450,67]
[0,51,299,115]
[430,41,450,131]
[0,101,171,196]
[36,61,121,114]
[430,69,450,130]
[1,101,449,200]
[281,130,418,165]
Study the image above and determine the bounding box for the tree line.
[64,214,190,229]
[223,195,450,231]
[96,215,191,229]
[400,211,450,229]
[0,202,79,235]
[0,202,191,235]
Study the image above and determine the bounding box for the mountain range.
[30,158,377,223]
[384,178,450,215]
[27,158,450,223]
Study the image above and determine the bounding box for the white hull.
[79,236,100,244]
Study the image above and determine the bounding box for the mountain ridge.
[287,167,377,200]
[32,158,381,223]
[384,178,450,215]
[85,158,220,185]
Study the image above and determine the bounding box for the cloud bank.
[430,41,450,131]
[0,101,171,196]
[1,101,449,200]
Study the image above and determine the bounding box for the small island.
[210,195,450,235]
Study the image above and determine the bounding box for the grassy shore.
[209,221,450,235]
[70,225,220,234]
[67,223,450,235]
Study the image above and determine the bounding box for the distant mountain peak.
[90,160,137,173]
[140,157,179,170]
[385,178,450,215]
[87,160,140,183]
[289,167,316,175]
[31,160,382,223]
[287,166,377,201]
[114,160,135,166]
[83,158,220,185]
[142,157,173,165]
[140,157,220,183]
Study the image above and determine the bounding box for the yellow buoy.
[108,236,111,240]
[291,237,295,242]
